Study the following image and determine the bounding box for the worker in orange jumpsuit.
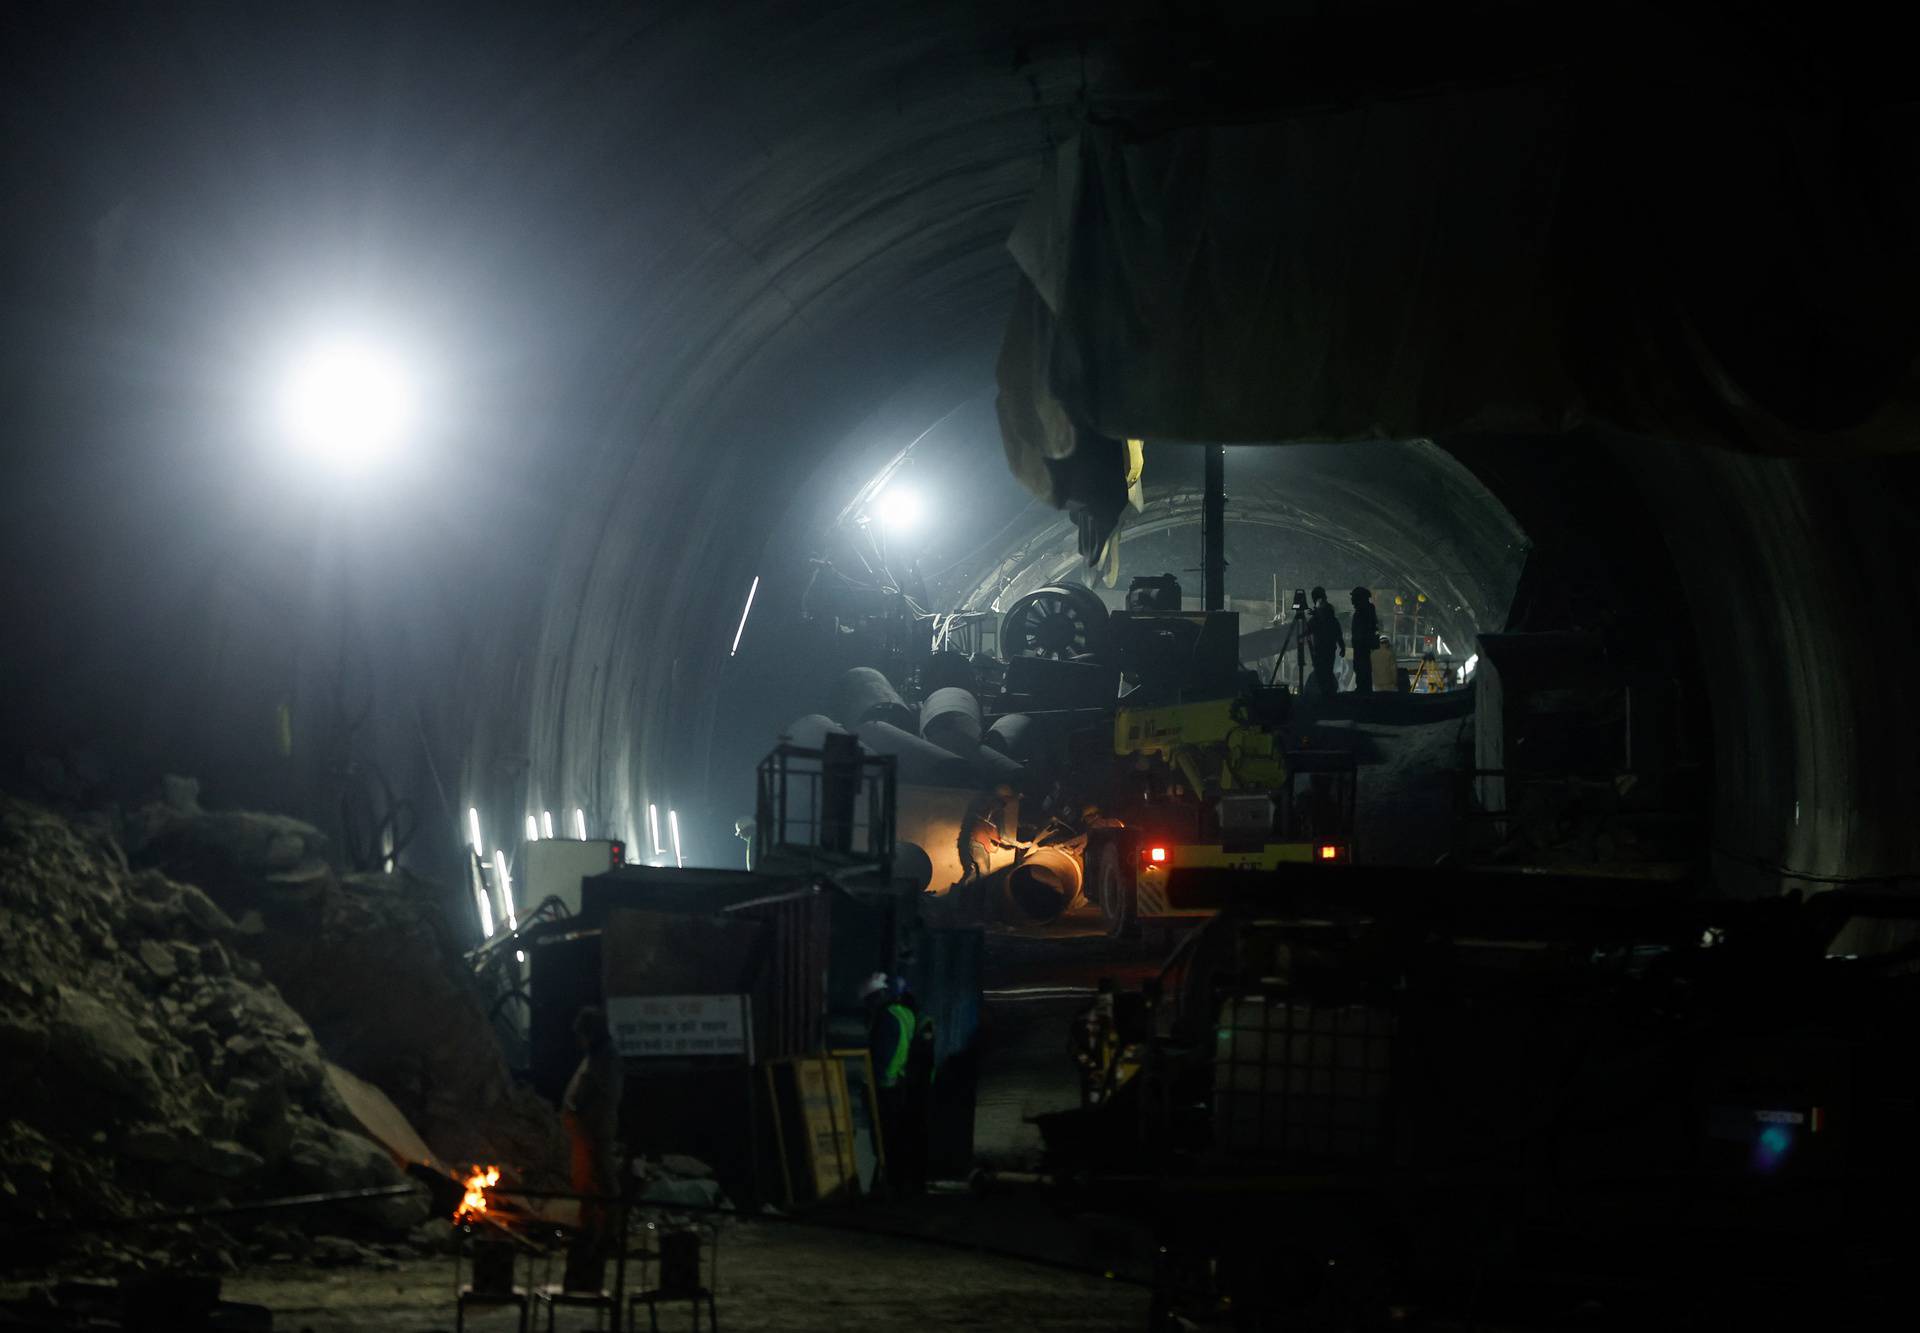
[562,1005,624,1291]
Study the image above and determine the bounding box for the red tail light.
[1148,846,1168,863]
[1318,844,1340,861]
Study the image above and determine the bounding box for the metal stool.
[626,1218,719,1331]
[528,1223,619,1333]
[532,1283,618,1332]
[454,1230,530,1333]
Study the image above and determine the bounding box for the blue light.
[1753,1123,1794,1173]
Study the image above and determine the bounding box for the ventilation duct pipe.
[833,667,918,733]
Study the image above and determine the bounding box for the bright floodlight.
[669,809,684,868]
[278,337,416,470]
[874,485,923,531]
[467,807,482,850]
[573,808,587,840]
[541,810,555,839]
[524,815,539,842]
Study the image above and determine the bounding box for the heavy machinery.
[800,447,1357,933]
[1097,689,1356,929]
[796,574,1358,932]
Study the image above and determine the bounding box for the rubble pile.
[122,780,566,1187]
[0,796,423,1268]
[0,773,570,1274]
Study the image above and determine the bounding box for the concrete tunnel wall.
[2,2,1916,919]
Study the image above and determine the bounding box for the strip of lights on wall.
[729,575,760,657]
[491,849,517,931]
[473,882,494,938]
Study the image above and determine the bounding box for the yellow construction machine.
[1094,689,1356,924]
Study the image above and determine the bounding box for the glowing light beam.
[730,575,760,657]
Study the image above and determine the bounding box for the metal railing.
[753,741,897,879]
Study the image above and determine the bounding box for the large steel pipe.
[920,687,983,755]
[856,720,979,788]
[782,713,857,751]
[969,744,1025,784]
[1001,845,1084,925]
[832,667,918,733]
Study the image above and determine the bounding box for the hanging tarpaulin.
[996,79,1920,542]
[1006,83,1576,456]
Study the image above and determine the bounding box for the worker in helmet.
[1349,588,1379,693]
[861,972,925,1196]
[895,978,937,1197]
[1306,587,1344,696]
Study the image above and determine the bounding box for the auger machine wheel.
[999,582,1111,662]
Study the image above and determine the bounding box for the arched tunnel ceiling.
[936,442,1526,640]
[1,1,1104,870]
[2,3,1917,896]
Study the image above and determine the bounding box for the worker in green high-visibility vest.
[861,972,929,1197]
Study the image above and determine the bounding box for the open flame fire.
[454,1165,501,1223]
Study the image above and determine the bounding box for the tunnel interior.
[6,3,1915,913]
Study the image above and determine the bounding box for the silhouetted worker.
[958,784,1016,883]
[1349,588,1380,693]
[562,1005,624,1291]
[862,973,923,1196]
[897,982,937,1197]
[1306,586,1344,696]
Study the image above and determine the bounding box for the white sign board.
[609,994,752,1061]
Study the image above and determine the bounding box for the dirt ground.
[214,1218,1149,1332]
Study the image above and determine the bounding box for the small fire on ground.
[455,1165,501,1223]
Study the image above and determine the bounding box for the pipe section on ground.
[892,839,935,894]
[1001,845,1084,925]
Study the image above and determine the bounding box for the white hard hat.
[859,971,890,1000]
